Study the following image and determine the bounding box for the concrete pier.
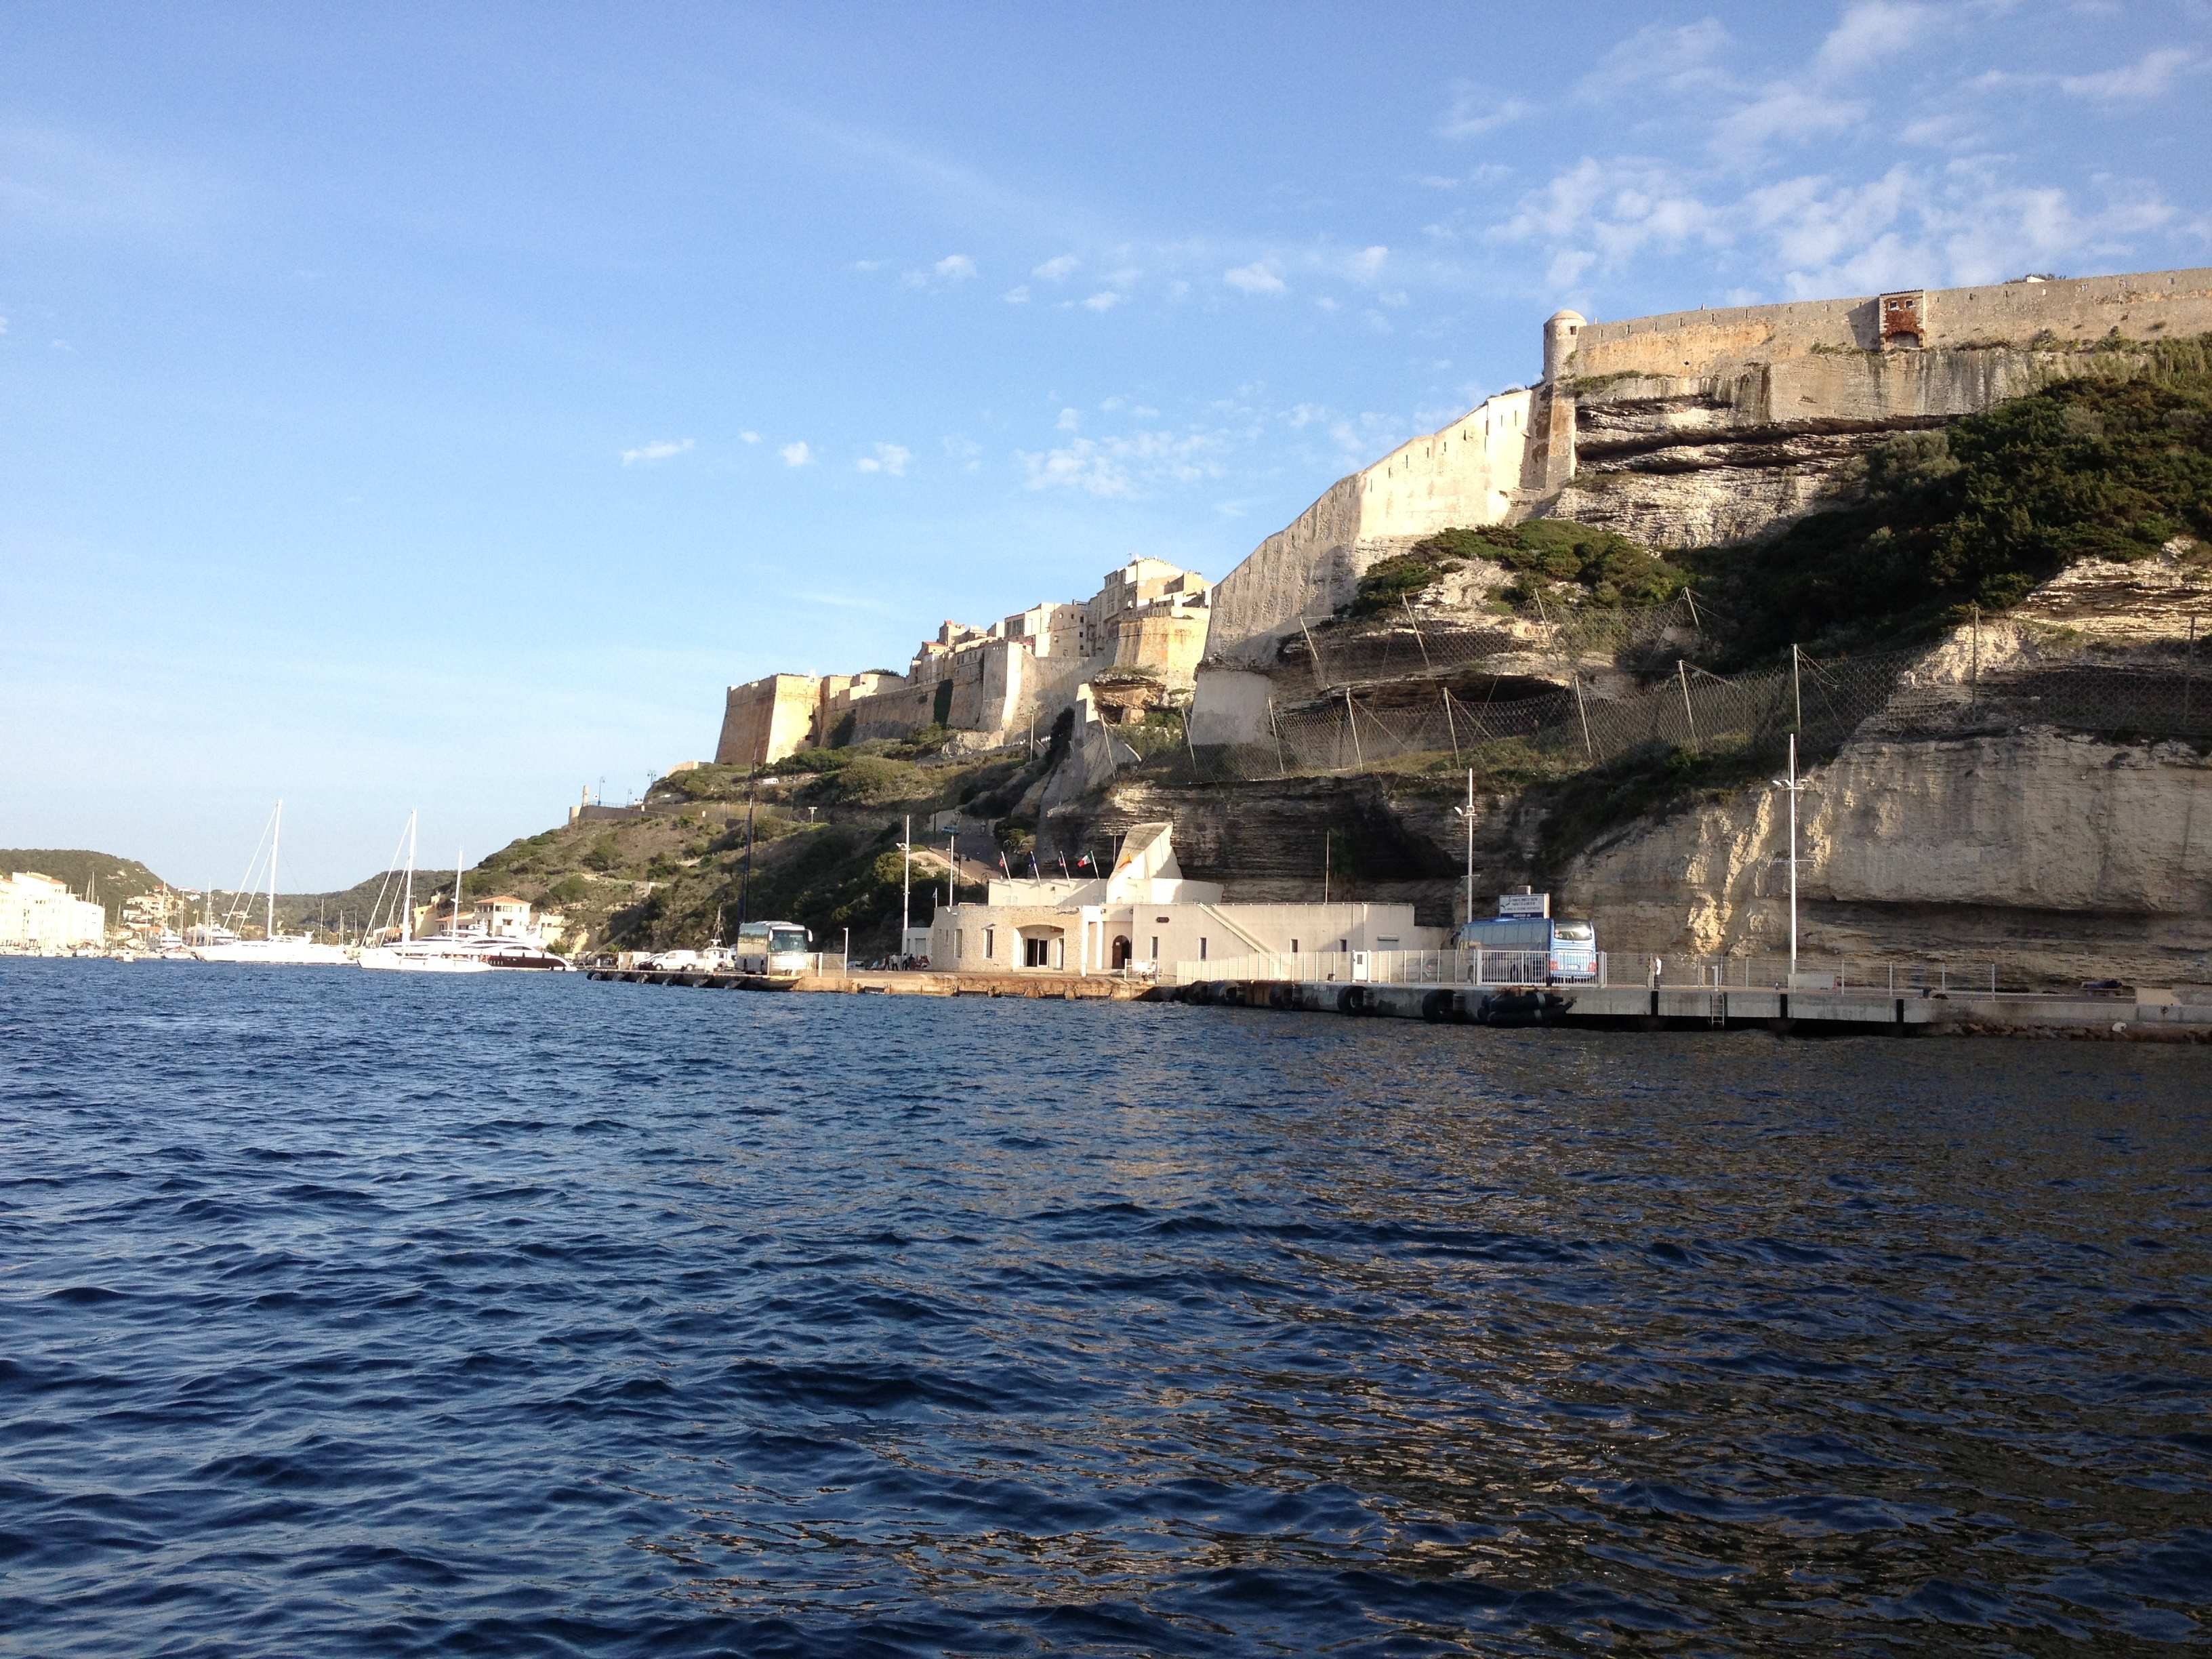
[584,966,1148,1000]
[1155,979,2212,1039]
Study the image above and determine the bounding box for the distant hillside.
[0,850,170,921]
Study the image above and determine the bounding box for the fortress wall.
[1202,474,1366,669]
[1113,612,1208,686]
[1359,389,1532,539]
[1571,268,2212,380]
[1202,390,1535,670]
[846,682,939,743]
[715,674,822,767]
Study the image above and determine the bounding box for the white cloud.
[900,253,979,289]
[854,443,913,475]
[1223,261,1288,295]
[1104,266,1141,287]
[1348,245,1388,280]
[1438,82,1533,138]
[1056,407,1080,431]
[2061,47,2198,103]
[779,441,813,467]
[1314,295,1340,312]
[942,434,983,472]
[1815,3,1933,77]
[740,430,761,443]
[1711,83,1868,165]
[851,258,885,271]
[1033,253,1080,281]
[1003,285,1031,304]
[1016,428,1233,498]
[1576,20,1734,100]
[619,437,693,466]
[1082,290,1124,311]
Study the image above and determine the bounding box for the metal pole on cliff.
[738,768,756,926]
[1677,659,1700,751]
[1572,675,1594,760]
[1969,607,1981,711]
[1769,734,1802,977]
[945,828,956,912]
[1791,644,1803,733]
[2185,616,2198,724]
[1788,735,1799,975]
[1454,767,1475,929]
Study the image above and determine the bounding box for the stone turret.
[1542,309,1586,382]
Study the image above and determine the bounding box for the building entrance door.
[1024,936,1051,968]
[1111,935,1131,969]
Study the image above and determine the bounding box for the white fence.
[1167,949,2028,994]
[1166,949,1582,988]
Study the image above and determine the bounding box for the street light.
[1450,766,1475,933]
[1769,733,1805,976]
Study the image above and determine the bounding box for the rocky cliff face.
[1565,728,2211,987]
[1544,344,2166,551]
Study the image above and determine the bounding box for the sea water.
[1,960,2207,1655]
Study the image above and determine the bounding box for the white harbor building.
[925,822,1441,979]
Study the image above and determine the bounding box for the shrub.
[546,874,590,905]
[1682,355,2212,662]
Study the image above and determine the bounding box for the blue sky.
[5,1,2208,888]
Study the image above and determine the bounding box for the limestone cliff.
[1564,727,2211,987]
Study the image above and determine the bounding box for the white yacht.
[358,817,493,974]
[192,802,351,965]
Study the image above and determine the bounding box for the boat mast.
[402,811,417,945]
[268,800,282,941]
[455,847,465,935]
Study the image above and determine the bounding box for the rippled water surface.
[3,960,2209,1655]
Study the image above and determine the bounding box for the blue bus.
[1452,916,1599,982]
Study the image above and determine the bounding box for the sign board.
[1496,891,1551,918]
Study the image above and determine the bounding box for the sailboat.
[191,802,351,965]
[359,815,492,974]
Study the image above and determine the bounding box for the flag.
[1057,853,1069,877]
[1076,854,1091,869]
[1029,853,1040,879]
[999,850,1010,876]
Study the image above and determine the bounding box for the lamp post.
[1769,733,1804,977]
[901,814,911,956]
[1450,766,1475,933]
[945,827,957,912]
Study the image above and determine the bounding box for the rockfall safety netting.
[1136,609,2212,788]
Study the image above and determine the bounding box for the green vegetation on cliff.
[1349,521,1689,617]
[1686,344,2212,664]
[459,741,1064,954]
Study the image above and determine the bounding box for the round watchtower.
[1542,309,1586,382]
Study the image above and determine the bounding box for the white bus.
[735,920,813,976]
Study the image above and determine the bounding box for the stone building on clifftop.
[714,557,1212,769]
[1190,265,2212,745]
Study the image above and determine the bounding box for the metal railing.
[1165,949,2103,996]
